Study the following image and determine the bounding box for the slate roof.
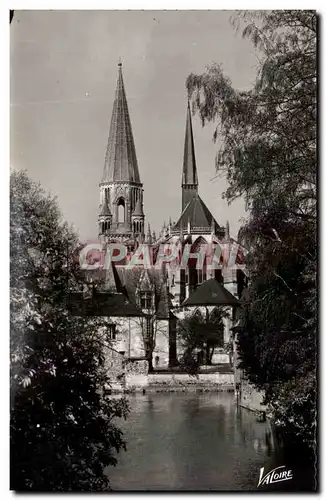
[172,194,222,234]
[67,291,145,317]
[102,63,141,184]
[182,279,240,307]
[115,267,170,320]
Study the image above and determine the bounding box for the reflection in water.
[107,393,316,491]
[107,392,278,491]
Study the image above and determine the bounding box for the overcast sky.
[10,10,258,241]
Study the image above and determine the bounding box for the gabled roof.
[102,63,141,184]
[173,194,222,234]
[182,101,198,186]
[115,267,170,320]
[182,279,240,307]
[67,291,145,317]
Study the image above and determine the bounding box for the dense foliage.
[10,171,128,491]
[186,11,316,446]
[177,308,226,374]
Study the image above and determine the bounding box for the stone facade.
[101,316,170,368]
[93,63,247,372]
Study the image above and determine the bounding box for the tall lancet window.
[118,199,125,223]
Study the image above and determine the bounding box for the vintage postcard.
[10,9,318,492]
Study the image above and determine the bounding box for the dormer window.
[140,290,152,309]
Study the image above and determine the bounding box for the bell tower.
[98,62,145,243]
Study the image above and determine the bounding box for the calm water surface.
[108,392,280,491]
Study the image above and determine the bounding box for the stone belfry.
[98,62,145,243]
[181,100,198,211]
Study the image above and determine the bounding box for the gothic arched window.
[118,198,125,223]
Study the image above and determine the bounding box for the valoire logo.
[258,465,293,487]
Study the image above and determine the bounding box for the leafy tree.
[127,269,167,372]
[10,171,128,491]
[177,307,226,374]
[186,10,316,446]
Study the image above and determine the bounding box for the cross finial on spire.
[118,56,122,67]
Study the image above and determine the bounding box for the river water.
[107,392,316,492]
[108,392,267,491]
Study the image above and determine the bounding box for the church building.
[86,62,247,369]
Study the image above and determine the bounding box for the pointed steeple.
[102,62,141,183]
[146,223,152,244]
[182,101,198,211]
[168,216,172,236]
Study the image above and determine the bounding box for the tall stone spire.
[98,62,144,243]
[182,100,198,211]
[102,62,141,183]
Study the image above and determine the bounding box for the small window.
[118,199,125,223]
[107,324,117,340]
[140,291,152,309]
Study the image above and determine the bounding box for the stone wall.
[233,333,267,414]
[104,341,235,393]
[108,316,170,368]
[147,372,234,391]
[238,378,267,413]
[104,348,149,392]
